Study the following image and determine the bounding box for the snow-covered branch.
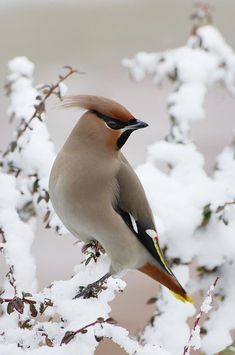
[123,23,235,143]
[124,7,235,354]
[183,277,219,355]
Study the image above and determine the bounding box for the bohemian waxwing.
[49,95,192,303]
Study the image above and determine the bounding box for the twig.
[60,317,117,345]
[6,266,17,296]
[3,66,79,157]
[216,200,235,213]
[191,2,213,35]
[16,66,78,139]
[183,277,219,355]
[0,228,6,252]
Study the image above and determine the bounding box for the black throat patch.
[117,130,133,149]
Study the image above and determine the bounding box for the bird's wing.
[116,154,192,303]
[117,154,155,228]
[116,205,173,275]
[116,154,172,272]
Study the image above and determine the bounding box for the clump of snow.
[0,173,37,294]
[5,56,65,233]
[8,56,34,78]
[58,82,68,97]
[196,25,233,60]
[96,323,171,355]
[123,25,234,143]
[184,278,218,355]
[201,293,212,313]
[185,325,201,353]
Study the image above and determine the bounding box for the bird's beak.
[127,118,148,130]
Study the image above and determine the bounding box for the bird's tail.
[139,263,193,303]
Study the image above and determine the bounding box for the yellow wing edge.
[170,291,194,303]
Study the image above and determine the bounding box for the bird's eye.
[106,120,119,129]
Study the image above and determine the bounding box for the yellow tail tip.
[170,291,194,304]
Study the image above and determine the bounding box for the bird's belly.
[49,177,100,242]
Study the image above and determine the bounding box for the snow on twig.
[4,65,79,146]
[183,277,219,355]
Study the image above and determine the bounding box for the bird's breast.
[49,150,119,239]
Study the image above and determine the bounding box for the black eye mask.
[94,110,135,130]
[93,110,148,149]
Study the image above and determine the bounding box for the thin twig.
[3,66,79,157]
[60,317,117,345]
[0,296,52,307]
[16,66,78,140]
[183,277,219,355]
[216,200,235,213]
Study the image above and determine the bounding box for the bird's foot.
[73,273,111,299]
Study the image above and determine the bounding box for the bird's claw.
[73,273,111,299]
[74,284,99,299]
[74,281,107,299]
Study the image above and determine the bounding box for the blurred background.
[0,0,235,353]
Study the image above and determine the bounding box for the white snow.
[141,266,195,354]
[186,325,201,352]
[58,82,68,97]
[8,57,35,78]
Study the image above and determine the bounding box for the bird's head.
[63,95,148,150]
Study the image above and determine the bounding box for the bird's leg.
[74,272,111,299]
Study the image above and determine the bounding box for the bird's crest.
[63,95,134,122]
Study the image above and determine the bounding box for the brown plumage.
[49,94,192,303]
[63,95,134,122]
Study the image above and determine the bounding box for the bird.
[49,95,192,303]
